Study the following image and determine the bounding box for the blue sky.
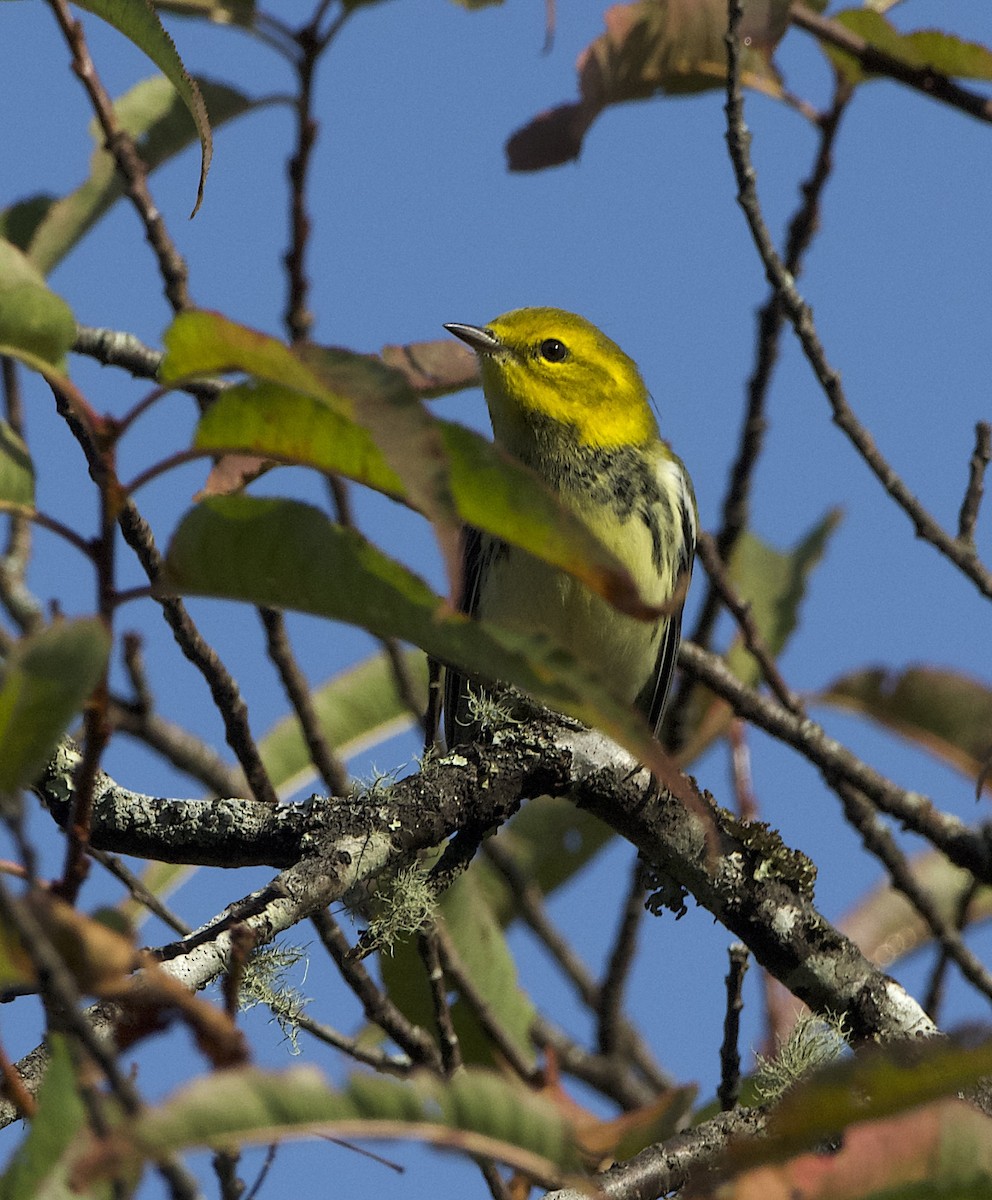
[3,1,992,1195]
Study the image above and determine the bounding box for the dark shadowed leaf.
[0,240,75,371]
[508,0,790,171]
[820,665,992,793]
[0,620,111,797]
[74,0,212,215]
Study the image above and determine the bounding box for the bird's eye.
[539,338,569,363]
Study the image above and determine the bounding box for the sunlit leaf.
[827,9,992,85]
[0,620,110,797]
[161,495,669,774]
[379,337,479,398]
[74,0,212,215]
[72,1066,582,1185]
[1,78,255,274]
[0,1037,88,1200]
[821,665,992,793]
[0,240,75,371]
[508,0,790,171]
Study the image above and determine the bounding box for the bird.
[441,307,696,748]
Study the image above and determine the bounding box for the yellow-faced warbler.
[443,307,696,745]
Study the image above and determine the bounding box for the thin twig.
[791,3,992,126]
[695,531,804,714]
[419,925,462,1075]
[923,875,980,1021]
[311,909,443,1071]
[45,0,193,312]
[725,2,992,603]
[680,640,992,883]
[0,357,42,635]
[597,859,646,1057]
[91,848,192,937]
[958,421,991,545]
[432,920,542,1086]
[259,606,351,796]
[718,943,749,1111]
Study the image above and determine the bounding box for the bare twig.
[684,78,851,666]
[0,357,43,636]
[958,421,991,545]
[45,0,192,312]
[791,3,992,126]
[311,909,443,1071]
[597,859,646,1057]
[725,2,992,603]
[259,606,350,796]
[419,925,462,1075]
[718,943,749,1111]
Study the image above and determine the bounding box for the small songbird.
[443,307,696,746]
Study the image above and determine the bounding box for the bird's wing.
[643,463,697,734]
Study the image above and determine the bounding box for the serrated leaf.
[507,0,790,171]
[72,1066,582,1185]
[381,872,537,1069]
[0,1036,89,1200]
[74,0,212,216]
[2,78,255,274]
[161,495,670,776]
[0,240,75,371]
[0,620,110,796]
[820,665,992,793]
[180,316,651,619]
[840,848,992,969]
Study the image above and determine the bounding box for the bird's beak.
[444,322,501,355]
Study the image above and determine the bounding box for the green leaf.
[177,312,650,618]
[0,620,111,797]
[507,0,791,171]
[0,240,75,371]
[0,420,35,507]
[74,0,212,216]
[161,495,666,771]
[820,665,992,792]
[1,78,255,275]
[0,1036,91,1200]
[381,872,537,1069]
[74,1066,581,1185]
[828,10,992,85]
